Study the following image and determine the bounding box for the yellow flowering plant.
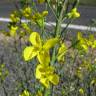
[2,0,96,95]
[21,0,81,95]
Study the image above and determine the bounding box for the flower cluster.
[36,62,59,88]
[77,32,96,52]
[32,11,48,27]
[23,32,59,88]
[22,7,32,18]
[8,5,48,37]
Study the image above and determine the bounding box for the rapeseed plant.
[2,0,96,95]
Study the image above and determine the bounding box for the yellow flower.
[32,11,48,27]
[37,0,45,4]
[42,11,48,17]
[22,7,32,18]
[67,8,80,19]
[79,88,84,94]
[32,11,48,20]
[77,32,88,52]
[88,34,96,48]
[23,32,58,65]
[10,26,18,37]
[36,64,59,88]
[57,43,67,63]
[19,90,31,96]
[10,13,20,23]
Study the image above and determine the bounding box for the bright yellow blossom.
[79,88,84,95]
[42,11,48,17]
[22,7,32,18]
[67,8,80,19]
[19,90,31,96]
[57,43,67,62]
[23,32,59,64]
[10,13,20,23]
[77,32,88,52]
[32,11,48,27]
[36,64,59,88]
[10,26,18,37]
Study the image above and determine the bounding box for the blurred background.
[0,0,96,26]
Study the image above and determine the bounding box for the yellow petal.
[81,44,88,51]
[10,26,18,37]
[23,46,38,61]
[42,11,48,17]
[40,78,49,88]
[57,54,65,62]
[79,88,84,94]
[74,12,80,18]
[92,40,96,48]
[71,8,77,12]
[78,32,82,40]
[47,66,54,74]
[35,64,43,79]
[37,50,50,65]
[48,74,59,85]
[29,32,42,47]
[43,38,59,50]
[57,43,67,62]
[24,90,30,96]
[58,43,67,55]
[19,90,30,96]
[71,8,80,18]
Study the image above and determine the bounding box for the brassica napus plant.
[3,0,95,96]
[20,0,81,95]
[21,0,80,95]
[23,31,59,88]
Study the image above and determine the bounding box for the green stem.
[41,19,45,39]
[51,0,68,65]
[60,19,73,38]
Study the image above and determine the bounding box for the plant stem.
[51,0,68,65]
